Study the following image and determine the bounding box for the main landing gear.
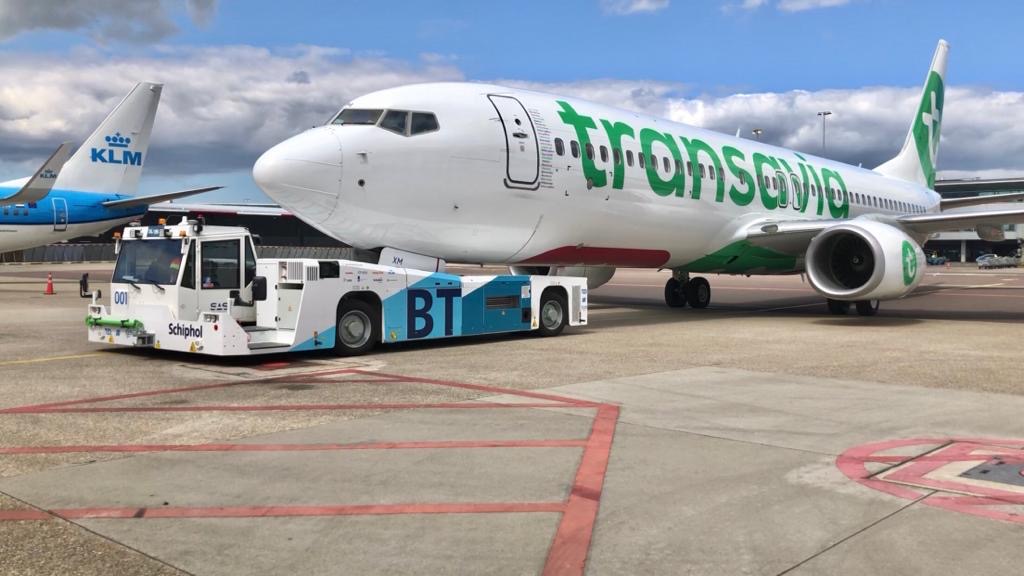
[827,298,880,316]
[664,272,711,309]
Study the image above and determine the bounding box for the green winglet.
[85,316,144,330]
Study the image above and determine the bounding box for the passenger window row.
[1,204,30,216]
[554,137,928,213]
[332,108,439,136]
[554,137,725,181]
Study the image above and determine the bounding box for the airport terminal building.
[928,179,1024,262]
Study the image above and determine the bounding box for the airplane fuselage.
[254,82,942,273]
[0,188,145,252]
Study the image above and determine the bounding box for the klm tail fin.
[55,82,162,195]
[874,40,949,189]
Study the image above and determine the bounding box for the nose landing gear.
[664,272,711,309]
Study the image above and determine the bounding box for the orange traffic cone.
[43,272,55,295]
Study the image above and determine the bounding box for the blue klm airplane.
[0,82,219,252]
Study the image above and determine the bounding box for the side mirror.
[252,276,267,302]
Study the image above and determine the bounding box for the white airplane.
[253,40,1024,315]
[0,82,219,253]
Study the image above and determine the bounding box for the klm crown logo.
[105,133,131,148]
[91,131,143,166]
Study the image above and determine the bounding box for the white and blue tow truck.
[87,219,587,356]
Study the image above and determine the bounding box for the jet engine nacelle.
[508,265,616,290]
[805,220,924,301]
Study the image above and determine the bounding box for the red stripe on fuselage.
[517,246,670,267]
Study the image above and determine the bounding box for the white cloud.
[0,46,462,176]
[600,0,670,15]
[502,79,686,117]
[0,0,216,43]
[725,0,852,12]
[777,0,851,11]
[725,0,768,11]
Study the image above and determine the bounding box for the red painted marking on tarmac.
[256,361,292,370]
[837,437,1024,525]
[0,439,589,455]
[0,365,623,576]
[7,402,595,415]
[543,404,620,576]
[0,509,50,521]
[35,502,567,521]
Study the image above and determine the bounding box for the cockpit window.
[332,108,383,125]
[410,113,439,135]
[380,110,409,135]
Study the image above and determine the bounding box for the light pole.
[751,128,763,141]
[817,111,832,153]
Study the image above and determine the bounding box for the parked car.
[975,253,997,264]
[978,254,1020,269]
[926,254,947,265]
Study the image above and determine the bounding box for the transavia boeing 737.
[253,40,1024,315]
[0,82,219,253]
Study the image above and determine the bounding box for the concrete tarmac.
[0,263,1022,575]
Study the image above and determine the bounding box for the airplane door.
[791,175,802,210]
[52,198,68,231]
[488,95,540,188]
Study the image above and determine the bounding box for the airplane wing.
[147,201,291,217]
[939,192,1024,210]
[0,142,74,204]
[745,205,1024,252]
[101,186,223,209]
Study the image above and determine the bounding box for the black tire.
[335,299,379,356]
[664,277,687,308]
[685,277,711,309]
[855,300,880,316]
[827,299,851,315]
[537,289,568,337]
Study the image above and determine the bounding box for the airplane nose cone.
[253,127,342,223]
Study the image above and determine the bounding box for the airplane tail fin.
[874,40,949,189]
[55,82,163,195]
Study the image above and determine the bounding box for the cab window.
[181,242,196,289]
[112,239,184,286]
[201,240,240,290]
[380,110,409,135]
[244,240,257,286]
[332,109,383,125]
[410,112,439,135]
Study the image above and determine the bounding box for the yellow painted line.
[0,353,103,367]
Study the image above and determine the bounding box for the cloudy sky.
[0,0,1022,202]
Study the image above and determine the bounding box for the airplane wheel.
[826,299,851,315]
[335,299,379,356]
[538,289,568,337]
[855,300,880,316]
[685,277,711,309]
[664,278,687,308]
